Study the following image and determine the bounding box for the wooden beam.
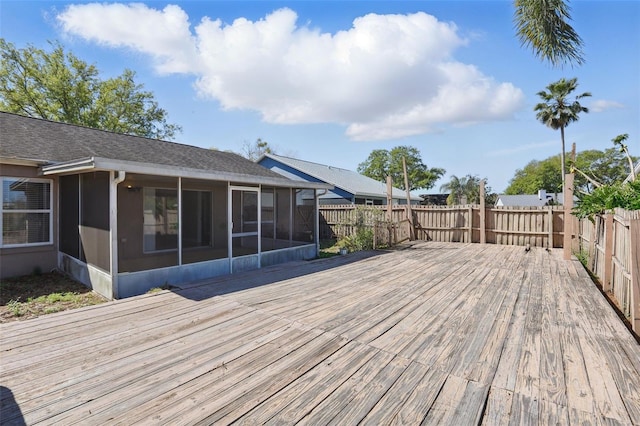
[629,218,640,333]
[468,205,473,243]
[480,180,486,244]
[589,218,598,271]
[386,176,393,221]
[548,207,554,249]
[603,214,614,293]
[402,157,415,241]
[386,176,393,247]
[563,173,575,260]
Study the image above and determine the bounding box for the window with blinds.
[1,178,53,247]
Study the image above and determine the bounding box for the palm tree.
[441,175,465,205]
[440,175,483,205]
[514,0,584,67]
[534,77,591,194]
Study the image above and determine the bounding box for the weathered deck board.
[1,242,639,424]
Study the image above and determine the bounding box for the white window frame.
[0,177,53,248]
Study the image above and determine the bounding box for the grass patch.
[0,272,107,323]
[146,284,175,294]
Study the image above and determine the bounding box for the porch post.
[228,182,233,274]
[479,179,486,244]
[178,177,182,266]
[563,173,575,260]
[257,185,262,268]
[110,171,125,299]
[315,189,320,256]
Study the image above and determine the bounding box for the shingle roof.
[0,112,282,180]
[259,153,418,200]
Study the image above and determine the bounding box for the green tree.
[572,135,638,221]
[0,39,180,139]
[573,180,640,221]
[514,0,584,67]
[534,77,591,191]
[357,146,445,191]
[506,148,637,195]
[440,175,489,205]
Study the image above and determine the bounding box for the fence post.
[547,207,554,249]
[589,217,598,271]
[402,157,416,241]
[563,173,575,260]
[467,205,473,243]
[603,214,614,293]
[629,218,640,333]
[373,221,377,250]
[479,180,486,244]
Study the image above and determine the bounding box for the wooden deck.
[2,242,640,425]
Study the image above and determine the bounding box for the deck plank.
[296,349,397,425]
[235,341,376,424]
[1,243,639,424]
[481,386,514,426]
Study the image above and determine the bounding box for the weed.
[1,272,106,322]
[147,283,174,294]
[7,300,24,317]
[574,249,589,268]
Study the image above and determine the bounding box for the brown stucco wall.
[0,163,59,278]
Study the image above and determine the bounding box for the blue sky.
[1,0,638,193]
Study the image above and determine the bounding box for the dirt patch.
[0,272,107,323]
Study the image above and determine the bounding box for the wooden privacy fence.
[319,204,565,248]
[574,208,640,333]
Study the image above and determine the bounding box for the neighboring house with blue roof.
[257,153,421,205]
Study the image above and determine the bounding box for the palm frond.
[514,0,585,67]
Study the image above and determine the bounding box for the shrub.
[335,206,382,252]
[337,227,375,253]
[573,180,640,221]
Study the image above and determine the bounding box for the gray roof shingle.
[0,112,282,180]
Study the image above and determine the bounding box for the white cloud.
[58,3,200,74]
[57,4,525,141]
[590,99,625,113]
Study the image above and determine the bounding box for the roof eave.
[42,156,333,190]
[1,157,48,167]
[41,157,97,175]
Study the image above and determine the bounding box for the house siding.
[0,164,59,278]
